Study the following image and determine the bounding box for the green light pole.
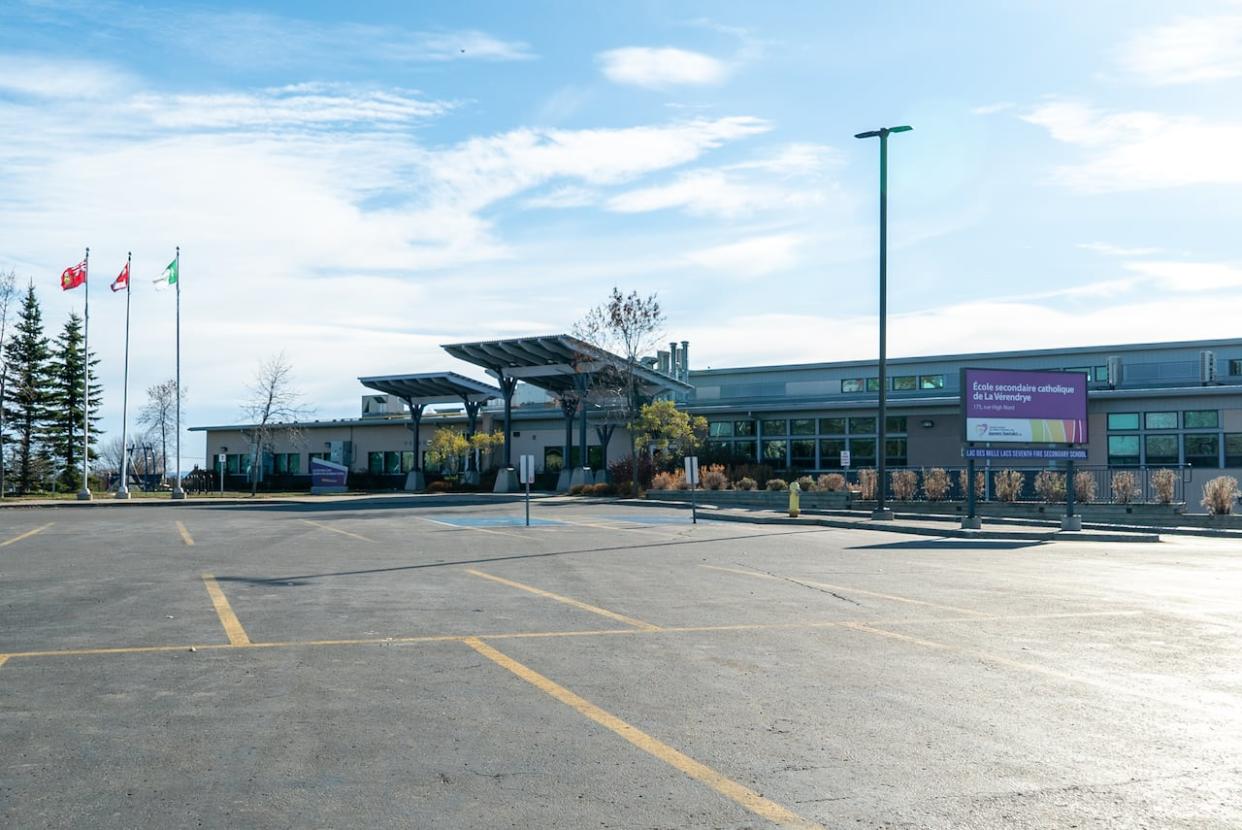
[855,124,912,521]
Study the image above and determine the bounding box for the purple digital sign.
[961,368,1088,444]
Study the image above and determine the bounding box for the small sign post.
[684,456,700,525]
[217,453,226,497]
[840,450,851,469]
[519,454,535,526]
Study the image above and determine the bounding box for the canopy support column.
[463,398,482,482]
[402,399,426,491]
[594,423,616,483]
[494,375,519,492]
[558,396,576,491]
[570,374,592,488]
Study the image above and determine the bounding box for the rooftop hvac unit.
[1106,356,1122,388]
[1200,350,1218,385]
[361,394,399,417]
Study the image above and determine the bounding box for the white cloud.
[597,47,729,89]
[130,85,453,129]
[1117,13,1242,84]
[1124,260,1242,292]
[522,186,599,209]
[684,234,803,276]
[0,54,134,99]
[607,170,823,217]
[1078,242,1164,257]
[971,102,1015,115]
[1022,100,1242,191]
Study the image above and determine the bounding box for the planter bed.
[650,490,851,510]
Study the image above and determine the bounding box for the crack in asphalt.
[737,564,863,607]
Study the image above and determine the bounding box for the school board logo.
[975,423,989,437]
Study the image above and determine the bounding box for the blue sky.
[2,0,1242,467]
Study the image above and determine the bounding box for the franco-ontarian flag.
[152,258,178,290]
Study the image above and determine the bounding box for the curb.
[696,511,1160,543]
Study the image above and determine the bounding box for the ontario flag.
[60,259,87,291]
[111,260,129,293]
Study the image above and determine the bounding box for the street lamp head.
[854,130,882,139]
[855,125,913,139]
[889,125,913,133]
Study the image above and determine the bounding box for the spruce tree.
[49,311,103,492]
[2,283,53,494]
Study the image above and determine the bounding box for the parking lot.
[2,497,1240,829]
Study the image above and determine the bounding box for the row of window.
[1106,410,1219,431]
[1107,433,1242,467]
[705,437,908,470]
[841,375,944,393]
[709,416,908,438]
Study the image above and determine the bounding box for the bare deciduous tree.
[240,351,312,495]
[137,379,186,482]
[573,287,665,494]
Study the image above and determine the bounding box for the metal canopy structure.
[357,371,500,405]
[441,334,691,398]
[441,335,692,489]
[357,372,502,489]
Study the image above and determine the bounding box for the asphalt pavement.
[1,498,1239,828]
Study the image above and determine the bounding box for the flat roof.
[441,333,692,396]
[358,371,500,404]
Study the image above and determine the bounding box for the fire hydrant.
[788,480,801,517]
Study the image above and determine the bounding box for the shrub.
[922,468,950,501]
[568,483,586,495]
[588,482,616,496]
[858,468,877,500]
[958,468,986,500]
[1074,470,1097,503]
[796,475,815,492]
[891,469,918,501]
[1201,475,1239,515]
[993,469,1025,502]
[735,476,757,491]
[1033,470,1066,503]
[701,464,729,490]
[766,478,789,491]
[650,470,686,491]
[730,463,774,488]
[608,454,656,491]
[426,480,453,493]
[1111,471,1138,504]
[816,473,847,492]
[1151,468,1176,504]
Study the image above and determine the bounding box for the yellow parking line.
[0,655,8,670]
[467,568,661,631]
[0,523,53,547]
[703,564,987,617]
[201,573,251,646]
[465,637,823,830]
[300,518,375,543]
[176,521,194,546]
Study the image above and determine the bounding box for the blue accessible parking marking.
[600,514,695,525]
[426,515,565,527]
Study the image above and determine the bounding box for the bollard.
[788,480,801,517]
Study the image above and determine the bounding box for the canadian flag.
[60,260,86,291]
[111,260,129,293]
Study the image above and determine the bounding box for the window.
[708,421,733,438]
[761,419,788,437]
[790,440,816,469]
[1107,413,1139,431]
[283,453,301,474]
[761,439,787,464]
[1185,434,1219,468]
[818,438,845,468]
[919,374,945,390]
[790,418,816,435]
[225,454,246,474]
[818,417,845,435]
[848,437,876,465]
[866,378,881,392]
[885,416,907,434]
[1144,412,1177,430]
[733,420,755,437]
[1093,365,1109,383]
[848,417,876,434]
[567,446,605,468]
[885,438,908,465]
[1230,359,1242,377]
[841,379,864,393]
[1225,434,1242,466]
[544,447,564,472]
[1144,435,1178,466]
[1108,435,1140,466]
[384,451,401,475]
[732,440,757,461]
[1183,410,1219,429]
[401,451,415,473]
[892,375,917,391]
[1065,367,1090,376]
[368,451,383,474]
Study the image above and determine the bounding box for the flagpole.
[171,246,185,499]
[76,246,91,500]
[116,253,132,499]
